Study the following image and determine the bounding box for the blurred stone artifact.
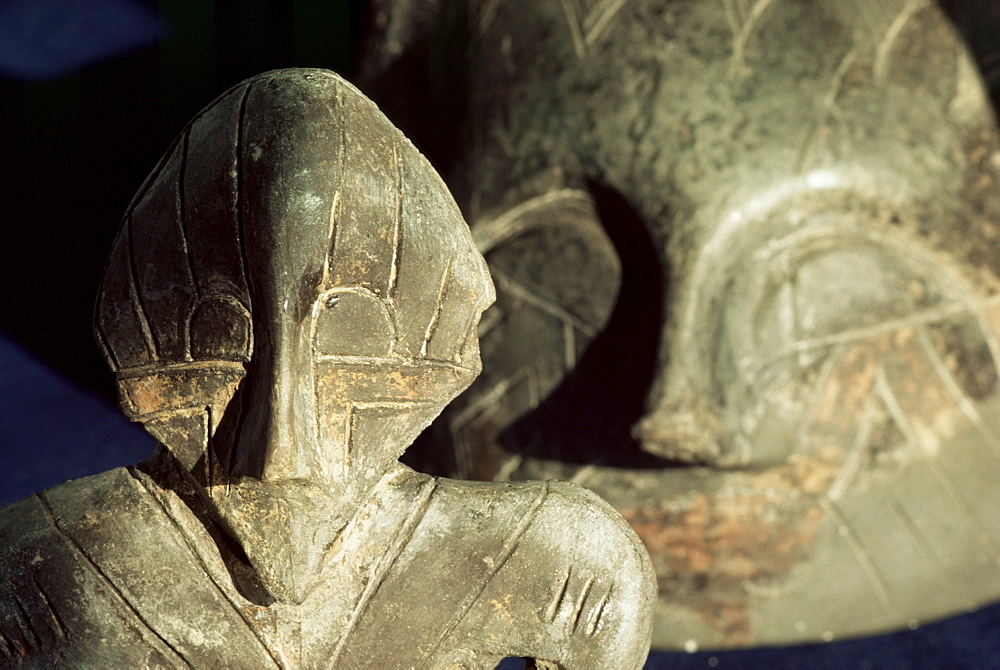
[0,69,655,667]
[363,0,1000,649]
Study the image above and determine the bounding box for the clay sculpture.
[362,0,1000,649]
[0,69,655,668]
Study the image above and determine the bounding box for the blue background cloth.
[0,331,154,507]
[0,0,164,80]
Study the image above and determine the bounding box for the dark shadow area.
[0,0,362,404]
[496,181,677,469]
[356,0,471,180]
[137,447,275,607]
[939,0,1000,113]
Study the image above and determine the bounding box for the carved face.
[95,69,493,604]
[646,198,1000,470]
[372,0,1000,646]
[420,0,1000,473]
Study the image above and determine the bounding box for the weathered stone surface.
[363,0,1000,650]
[0,68,656,668]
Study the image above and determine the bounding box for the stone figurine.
[0,69,656,668]
[362,0,1000,649]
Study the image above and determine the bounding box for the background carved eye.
[413,188,639,479]
[486,221,621,338]
[314,289,395,357]
[739,242,940,394]
[190,296,251,361]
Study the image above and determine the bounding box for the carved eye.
[314,289,395,357]
[476,213,622,394]
[742,243,939,388]
[769,244,933,341]
[486,223,620,336]
[190,296,251,361]
[710,235,979,466]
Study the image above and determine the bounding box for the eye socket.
[314,289,395,357]
[710,233,971,466]
[486,222,620,332]
[715,242,938,390]
[190,296,251,361]
[779,245,934,340]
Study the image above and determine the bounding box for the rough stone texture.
[0,69,656,668]
[361,0,1000,650]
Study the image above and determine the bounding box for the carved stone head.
[361,0,1000,648]
[94,69,493,604]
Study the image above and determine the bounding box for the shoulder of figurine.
[7,466,181,567]
[428,474,550,510]
[424,475,624,525]
[36,467,151,525]
[535,480,656,574]
[0,470,146,599]
[424,476,653,571]
[377,462,437,500]
[0,468,139,535]
[385,470,654,589]
[544,482,656,591]
[414,478,656,667]
[547,479,652,537]
[0,493,53,563]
